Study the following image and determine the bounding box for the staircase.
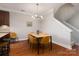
[40,3,79,49]
[54,3,79,48]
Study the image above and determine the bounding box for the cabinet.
[0,33,10,56]
[0,10,9,26]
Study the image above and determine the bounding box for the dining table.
[28,32,51,54]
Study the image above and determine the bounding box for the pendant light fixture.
[32,3,43,19]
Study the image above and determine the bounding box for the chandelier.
[32,3,43,19]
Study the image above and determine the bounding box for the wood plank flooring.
[9,40,79,56]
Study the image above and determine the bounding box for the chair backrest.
[49,36,52,43]
[10,32,17,38]
[29,35,37,44]
[40,36,50,44]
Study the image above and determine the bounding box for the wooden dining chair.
[28,35,37,49]
[10,32,17,42]
[49,36,52,50]
[40,36,52,53]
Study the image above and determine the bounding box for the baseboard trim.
[16,38,28,41]
[52,41,72,50]
[10,38,28,44]
[10,40,27,44]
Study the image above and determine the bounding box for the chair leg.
[42,45,45,53]
[50,42,52,51]
[7,44,10,56]
[27,39,29,44]
[0,47,3,56]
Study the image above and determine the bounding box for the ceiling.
[0,3,62,15]
[0,3,79,16]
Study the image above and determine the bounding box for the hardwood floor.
[10,40,79,56]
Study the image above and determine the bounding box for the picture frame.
[27,21,32,27]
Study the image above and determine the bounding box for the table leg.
[37,38,39,54]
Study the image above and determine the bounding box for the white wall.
[40,12,72,49]
[67,13,79,29]
[67,12,79,44]
[54,3,79,46]
[10,12,38,41]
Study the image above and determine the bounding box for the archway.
[54,3,76,21]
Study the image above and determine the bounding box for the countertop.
[0,32,9,38]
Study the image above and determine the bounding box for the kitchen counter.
[0,32,9,38]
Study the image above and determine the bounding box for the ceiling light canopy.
[32,3,43,19]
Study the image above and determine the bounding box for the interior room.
[0,3,79,56]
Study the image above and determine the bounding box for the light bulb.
[35,14,38,17]
[40,16,43,19]
[32,16,35,19]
